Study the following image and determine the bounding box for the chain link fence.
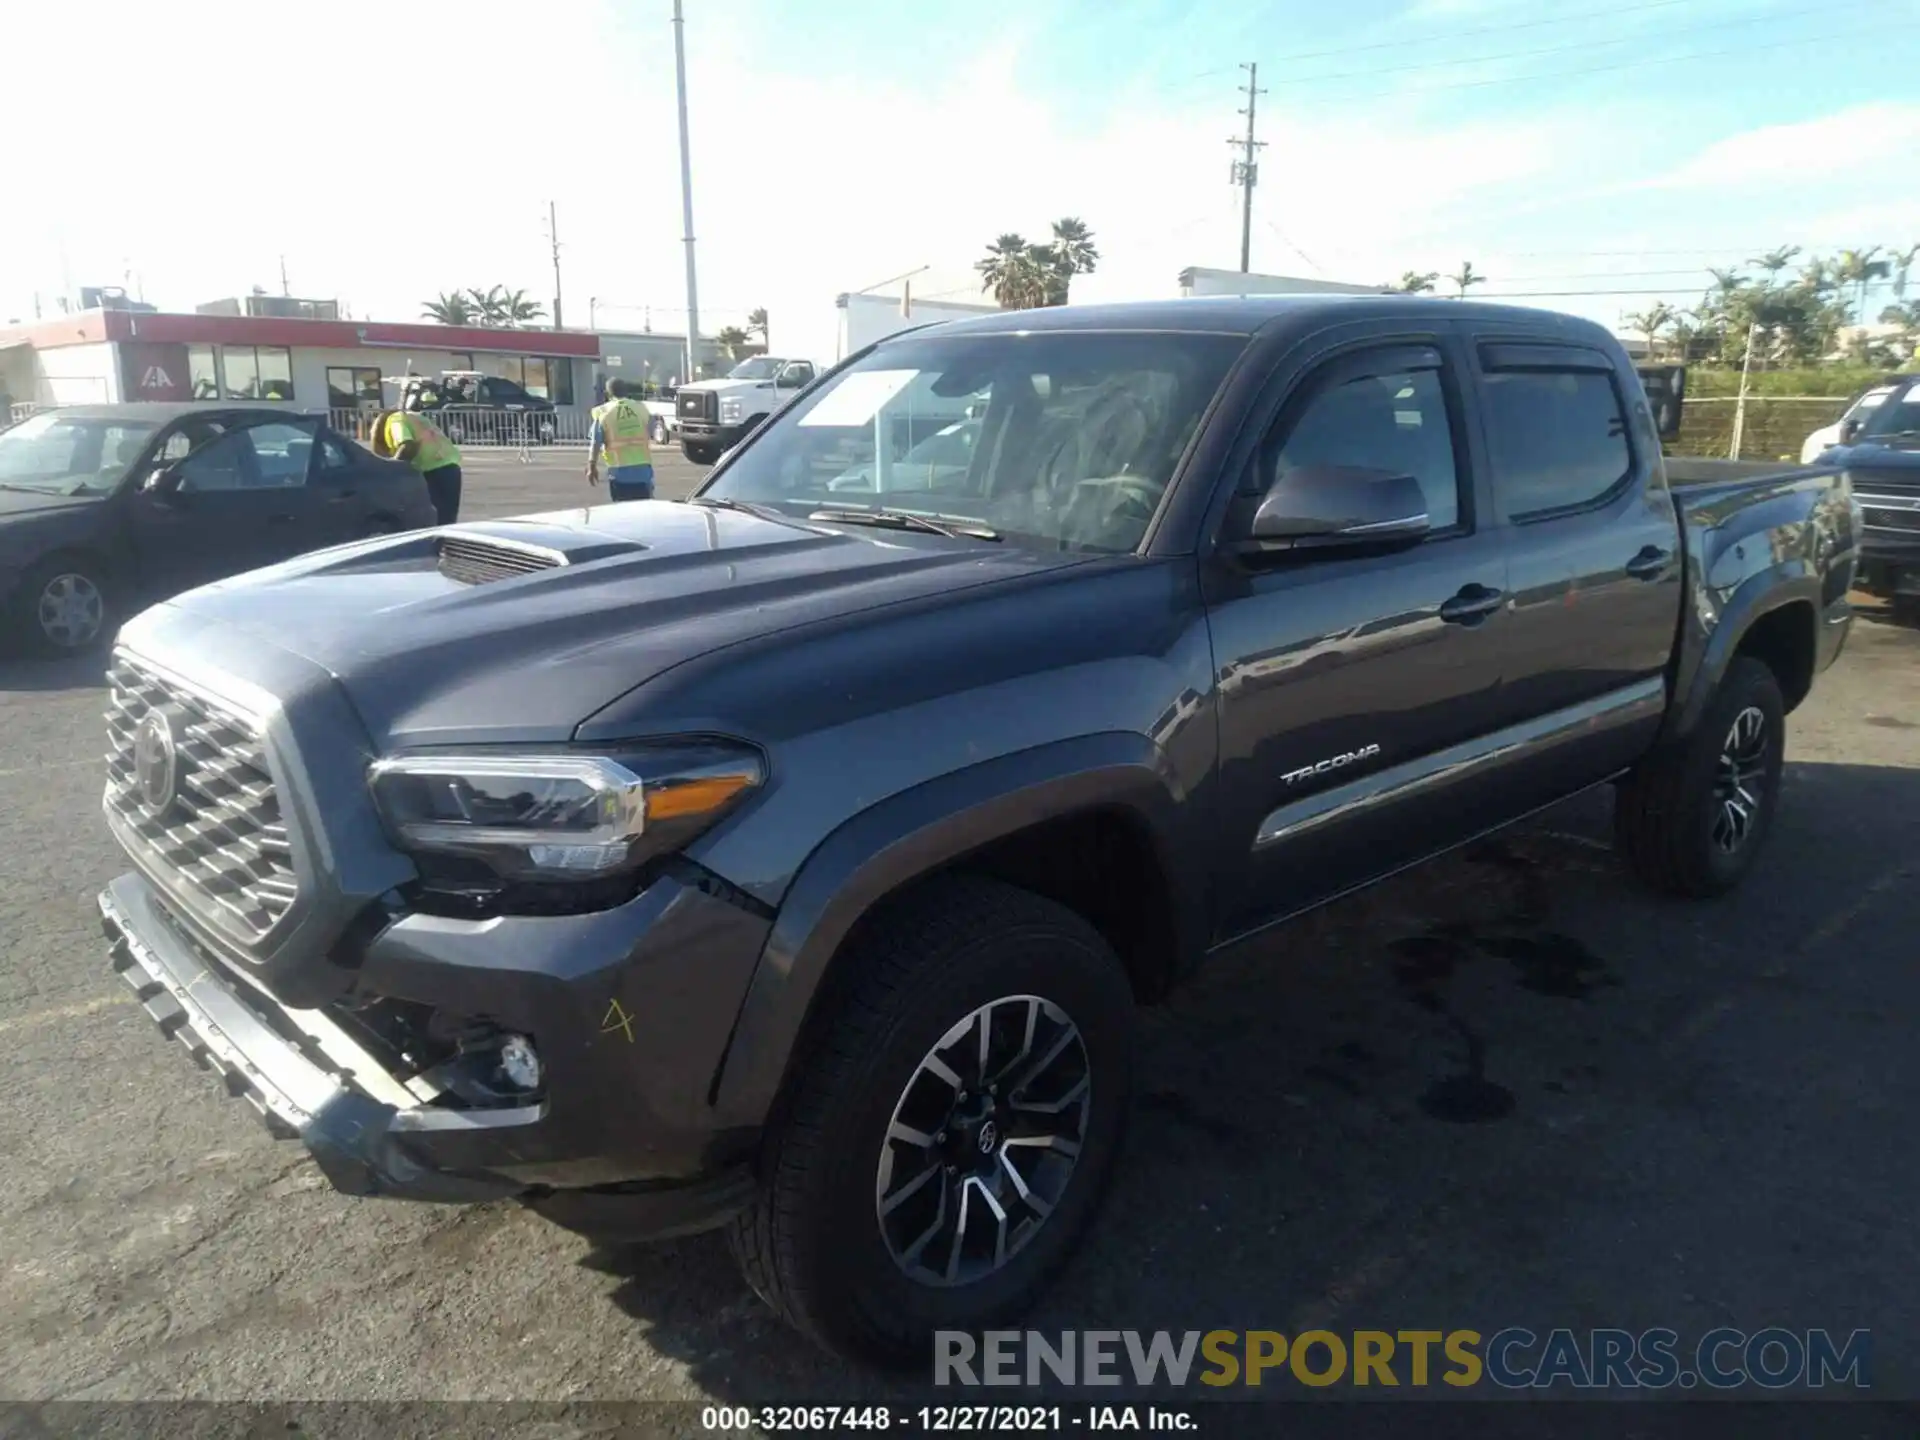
[1670,396,1853,462]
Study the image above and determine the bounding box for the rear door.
[308,427,388,543]
[1204,331,1514,940]
[1467,337,1682,792]
[130,418,325,593]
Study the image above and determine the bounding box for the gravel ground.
[1,468,1916,1405]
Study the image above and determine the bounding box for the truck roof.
[901,294,1619,348]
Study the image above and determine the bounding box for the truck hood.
[150,500,1085,749]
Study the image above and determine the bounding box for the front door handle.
[327,489,358,503]
[1439,583,1505,625]
[1626,545,1672,580]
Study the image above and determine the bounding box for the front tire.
[729,875,1133,1366]
[649,416,670,445]
[1614,656,1786,898]
[15,555,114,657]
[682,441,719,465]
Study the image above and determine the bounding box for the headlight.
[718,396,743,422]
[368,743,763,882]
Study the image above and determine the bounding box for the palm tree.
[977,233,1049,310]
[1748,245,1801,280]
[497,288,547,327]
[1835,247,1891,325]
[714,325,751,361]
[1623,303,1676,362]
[1448,261,1485,299]
[747,307,770,350]
[1039,217,1100,306]
[1889,243,1920,302]
[421,291,477,325]
[1396,271,1439,294]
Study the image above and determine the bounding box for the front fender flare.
[705,732,1199,1128]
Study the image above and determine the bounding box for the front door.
[1205,336,1512,941]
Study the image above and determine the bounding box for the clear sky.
[6,0,1917,363]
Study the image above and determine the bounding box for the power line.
[1262,0,1698,64]
[1283,22,1890,97]
[1274,0,1870,85]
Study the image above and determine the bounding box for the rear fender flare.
[1663,563,1821,745]
[705,733,1198,1127]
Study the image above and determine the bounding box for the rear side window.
[1482,370,1631,519]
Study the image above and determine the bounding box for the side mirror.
[1839,416,1863,446]
[1233,464,1430,555]
[142,465,182,497]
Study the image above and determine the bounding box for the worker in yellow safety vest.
[371,402,464,525]
[588,378,657,501]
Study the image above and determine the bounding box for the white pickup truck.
[674,356,822,464]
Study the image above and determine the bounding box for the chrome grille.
[104,653,296,941]
[679,390,715,420]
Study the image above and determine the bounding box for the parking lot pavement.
[453,447,709,519]
[1,502,1917,1400]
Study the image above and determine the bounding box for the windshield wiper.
[686,495,790,522]
[806,507,1002,541]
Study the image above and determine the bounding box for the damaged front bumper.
[100,873,521,1204]
[98,867,770,1237]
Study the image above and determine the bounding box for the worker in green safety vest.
[373,403,464,525]
[588,378,657,502]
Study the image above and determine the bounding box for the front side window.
[1857,378,1920,444]
[703,330,1248,554]
[1266,363,1463,531]
[246,421,316,486]
[1481,369,1632,518]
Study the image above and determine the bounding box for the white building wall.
[31,341,120,404]
[1178,267,1385,298]
[836,293,1000,361]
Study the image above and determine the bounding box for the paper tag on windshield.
[798,369,918,428]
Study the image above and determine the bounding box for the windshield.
[0,413,158,495]
[1856,379,1920,441]
[728,357,782,380]
[703,330,1249,553]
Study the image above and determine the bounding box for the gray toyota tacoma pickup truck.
[96,297,1858,1364]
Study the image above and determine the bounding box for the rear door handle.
[1625,545,1672,580]
[1439,583,1505,625]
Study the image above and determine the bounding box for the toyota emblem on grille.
[133,709,182,814]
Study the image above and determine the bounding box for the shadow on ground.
[576,759,1920,1403]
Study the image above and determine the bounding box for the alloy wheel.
[37,572,104,649]
[1712,704,1769,853]
[874,995,1091,1288]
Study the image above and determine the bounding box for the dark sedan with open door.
[0,403,437,656]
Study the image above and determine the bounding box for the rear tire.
[729,875,1133,1366]
[1614,656,1786,898]
[14,554,115,658]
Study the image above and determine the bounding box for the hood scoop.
[436,532,570,586]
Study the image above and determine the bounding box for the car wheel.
[361,515,403,539]
[650,416,670,445]
[539,420,557,445]
[445,420,468,444]
[16,556,114,658]
[1614,655,1786,898]
[682,442,718,465]
[729,875,1133,1366]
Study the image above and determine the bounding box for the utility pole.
[672,0,702,379]
[548,201,565,329]
[279,255,290,297]
[1228,62,1266,275]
